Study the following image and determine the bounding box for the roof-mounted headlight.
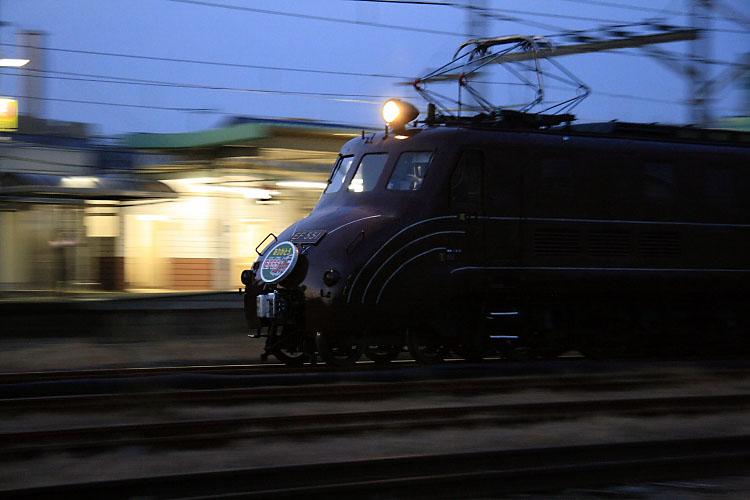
[382,99,419,132]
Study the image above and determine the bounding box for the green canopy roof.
[123,122,271,150]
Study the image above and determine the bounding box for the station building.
[0,115,366,294]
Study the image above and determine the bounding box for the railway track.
[3,361,748,497]
[3,365,750,413]
[0,362,331,384]
[2,393,749,458]
[3,435,750,499]
[2,356,748,384]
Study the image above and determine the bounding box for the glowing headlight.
[382,99,419,127]
[382,100,401,123]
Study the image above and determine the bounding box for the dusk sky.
[0,0,747,138]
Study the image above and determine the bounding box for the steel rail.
[2,368,749,413]
[0,363,335,384]
[3,435,749,499]
[3,359,749,385]
[3,394,749,458]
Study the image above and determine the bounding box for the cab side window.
[451,149,483,213]
[387,151,432,191]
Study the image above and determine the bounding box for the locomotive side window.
[387,151,433,191]
[451,149,483,212]
[325,155,355,194]
[348,153,388,192]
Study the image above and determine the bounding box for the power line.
[0,42,412,80]
[348,0,749,33]
[13,94,230,113]
[11,68,410,103]
[1,2,742,125]
[556,0,684,17]
[168,0,575,35]
[5,41,743,109]
[12,67,690,110]
[7,90,388,116]
[165,0,468,37]
[345,0,454,4]
[481,9,569,33]
[482,4,748,34]
[344,0,568,31]
[165,0,749,36]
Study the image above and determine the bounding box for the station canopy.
[0,171,177,201]
[122,117,371,184]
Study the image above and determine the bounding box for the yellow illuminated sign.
[0,98,18,131]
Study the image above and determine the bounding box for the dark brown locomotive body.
[242,120,750,365]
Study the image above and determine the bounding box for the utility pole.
[465,0,488,108]
[689,0,713,125]
[449,0,746,125]
[466,0,487,39]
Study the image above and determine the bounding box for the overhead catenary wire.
[8,67,687,111]
[346,0,686,17]
[8,69,407,103]
[1,0,744,131]
[166,0,584,35]
[0,34,737,117]
[166,0,749,36]
[165,0,470,37]
[1,28,742,84]
[0,43,411,80]
[556,0,684,17]
[348,0,750,32]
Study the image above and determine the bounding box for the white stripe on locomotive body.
[347,215,459,303]
[376,247,447,304]
[525,217,750,229]
[328,214,382,235]
[451,266,750,274]
[345,214,748,304]
[482,216,750,228]
[361,230,465,304]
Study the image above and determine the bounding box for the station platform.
[0,290,247,339]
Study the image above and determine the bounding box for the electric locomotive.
[240,98,750,366]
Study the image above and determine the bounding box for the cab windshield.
[325,155,354,194]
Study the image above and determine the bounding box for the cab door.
[450,149,485,265]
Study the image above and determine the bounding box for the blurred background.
[0,0,747,296]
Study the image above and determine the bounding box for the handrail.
[255,233,277,256]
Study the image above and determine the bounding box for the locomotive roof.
[418,110,750,148]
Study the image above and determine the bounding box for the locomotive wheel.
[266,326,310,366]
[364,345,402,364]
[406,328,446,364]
[271,348,309,367]
[316,332,362,367]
